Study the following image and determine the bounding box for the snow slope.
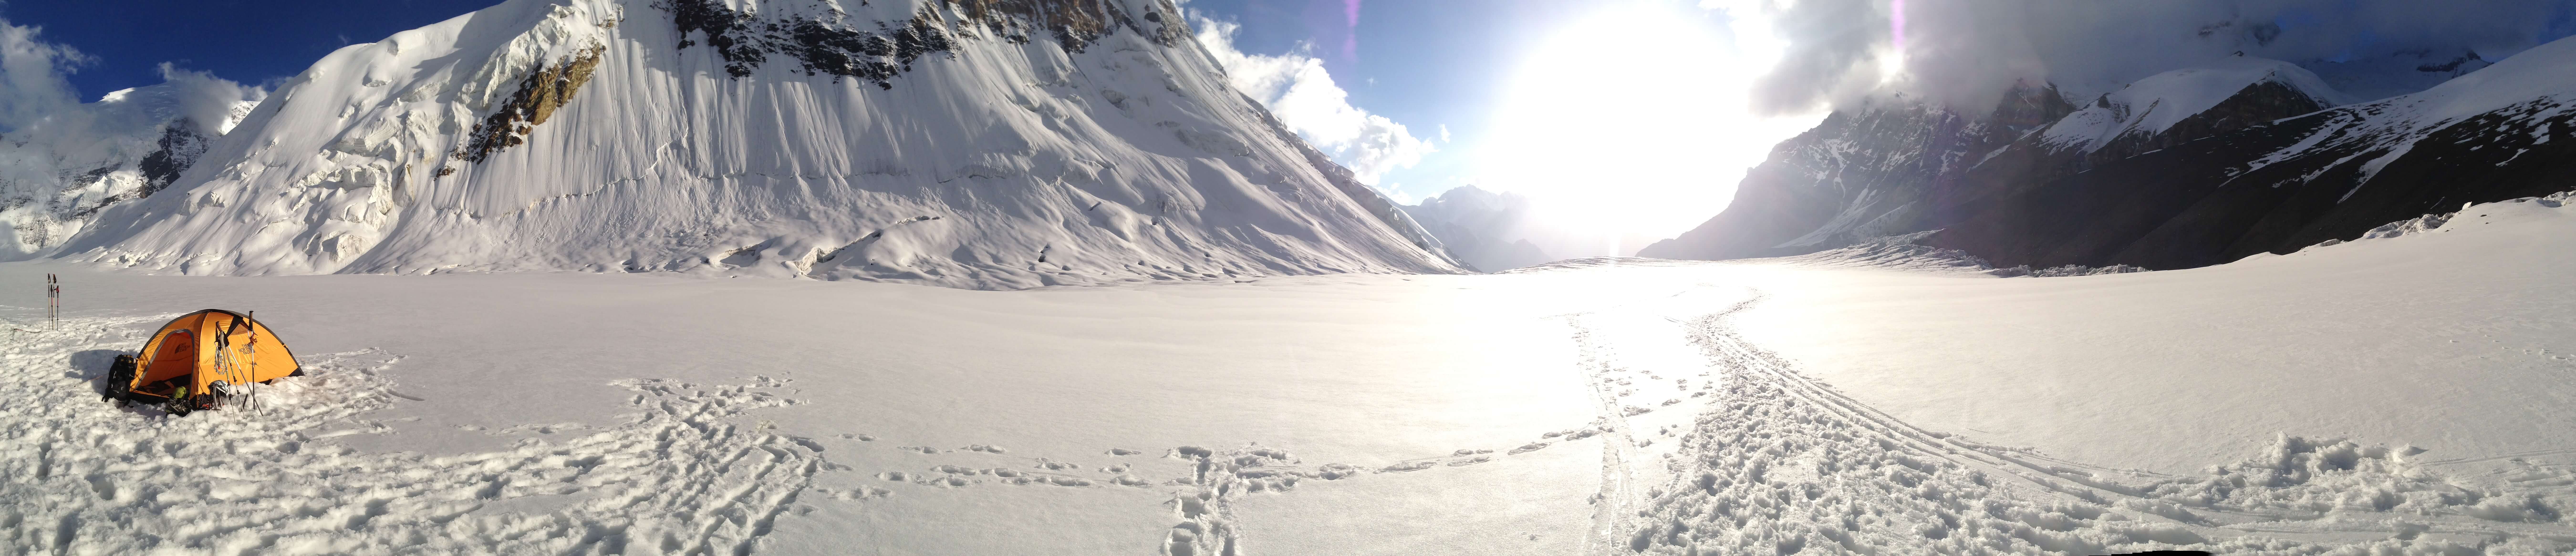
[2248,34,2576,172]
[48,0,1458,289]
[2038,56,2353,155]
[2,191,2571,554]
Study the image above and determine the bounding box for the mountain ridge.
[1928,36,2576,269]
[1634,45,2572,271]
[37,0,1461,290]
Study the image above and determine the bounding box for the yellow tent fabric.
[122,309,302,402]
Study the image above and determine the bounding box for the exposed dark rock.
[51,119,217,224]
[456,46,608,164]
[1928,96,2576,269]
[1932,77,2335,226]
[1637,85,2077,261]
[1642,73,2351,268]
[652,0,1187,84]
[136,119,214,198]
[657,1,956,81]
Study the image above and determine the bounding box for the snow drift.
[46,0,1460,289]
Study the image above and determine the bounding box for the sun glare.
[1476,1,1821,250]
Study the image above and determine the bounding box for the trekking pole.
[47,274,57,329]
[246,311,260,414]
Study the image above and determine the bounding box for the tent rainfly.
[104,309,303,415]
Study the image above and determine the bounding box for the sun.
[1475,0,1822,248]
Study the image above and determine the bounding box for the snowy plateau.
[1,0,2574,555]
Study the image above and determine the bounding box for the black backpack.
[102,354,136,403]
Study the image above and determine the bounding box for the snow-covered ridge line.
[47,0,1458,289]
[2229,38,2576,194]
[2040,56,2353,157]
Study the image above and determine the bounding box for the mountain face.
[1634,84,2080,261]
[0,85,259,255]
[1638,54,2437,268]
[1399,186,1549,271]
[1928,38,2576,269]
[51,0,1460,289]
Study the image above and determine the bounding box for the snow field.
[0,267,1629,554]
[3,190,2575,554]
[1608,293,2576,555]
[0,313,1619,555]
[0,319,839,555]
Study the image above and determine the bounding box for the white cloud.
[1726,0,2576,114]
[1438,124,1451,143]
[153,63,267,135]
[0,19,264,143]
[1192,17,1436,185]
[0,19,95,136]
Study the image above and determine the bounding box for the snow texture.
[0,331,826,554]
[2295,189,2576,253]
[1608,298,2575,555]
[3,191,2575,552]
[44,0,1458,290]
[1767,231,2154,278]
[2039,56,2353,155]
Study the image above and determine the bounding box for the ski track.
[7,298,2573,555]
[1582,291,2576,555]
[0,314,1600,556]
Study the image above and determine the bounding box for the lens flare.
[1475,1,1822,249]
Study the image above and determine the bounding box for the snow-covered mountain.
[1930,36,2576,269]
[1402,185,1677,271]
[1640,42,2576,270]
[0,83,261,254]
[42,0,1460,289]
[1398,186,1546,271]
[1634,84,2082,261]
[2032,56,2354,161]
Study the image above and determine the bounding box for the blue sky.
[3,0,1541,202]
[1179,0,1607,202]
[0,0,500,93]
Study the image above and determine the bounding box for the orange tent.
[105,309,303,414]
